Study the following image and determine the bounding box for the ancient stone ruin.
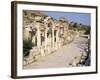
[23,11,89,67]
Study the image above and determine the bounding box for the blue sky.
[42,11,91,25]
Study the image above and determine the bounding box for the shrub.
[23,40,32,57]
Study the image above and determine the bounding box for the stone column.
[36,23,41,49]
[52,27,55,50]
[45,27,47,50]
[56,29,59,49]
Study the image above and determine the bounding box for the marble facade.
[23,15,77,66]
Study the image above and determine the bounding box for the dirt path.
[24,37,88,69]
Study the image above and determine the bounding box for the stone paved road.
[24,37,88,69]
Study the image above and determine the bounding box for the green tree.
[23,40,32,57]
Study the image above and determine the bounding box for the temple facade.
[23,14,78,66]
